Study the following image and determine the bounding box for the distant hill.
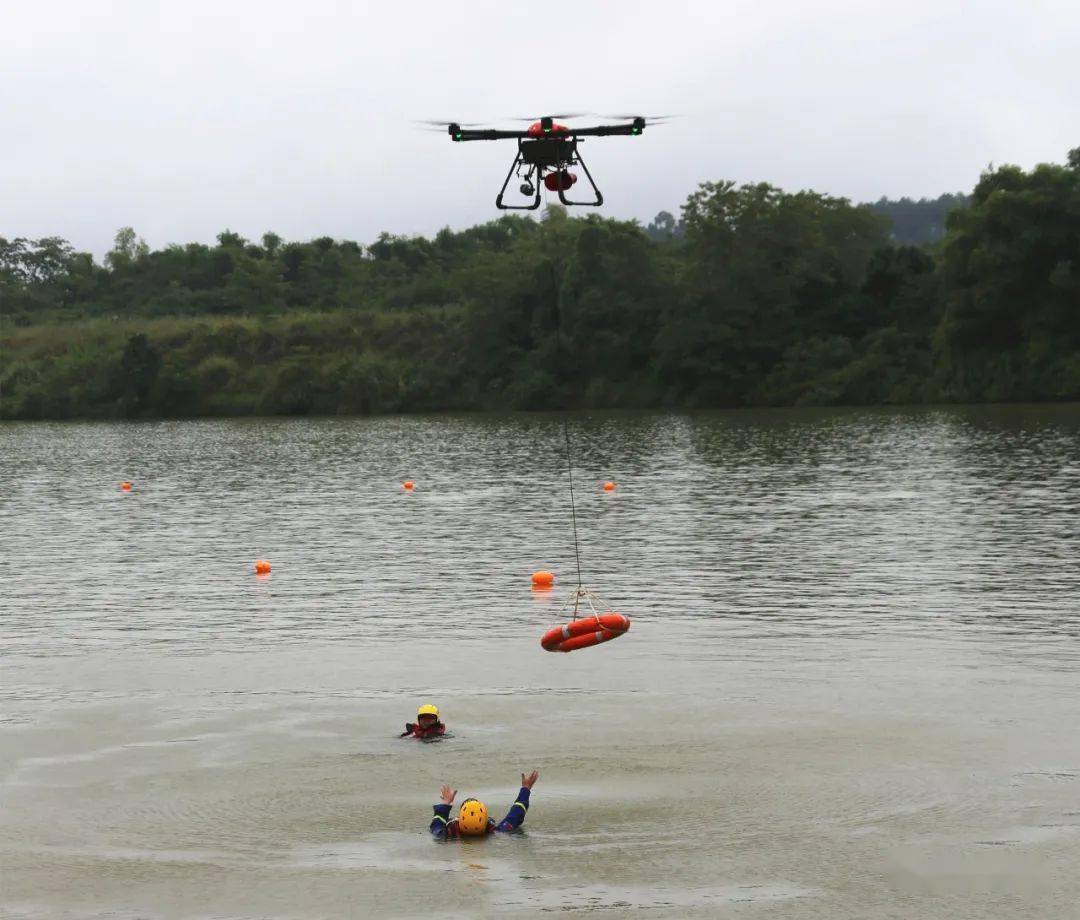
[868,193,971,246]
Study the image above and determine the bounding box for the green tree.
[105,227,149,270]
[118,333,161,415]
[937,153,1080,399]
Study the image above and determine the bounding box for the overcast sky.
[2,0,1077,258]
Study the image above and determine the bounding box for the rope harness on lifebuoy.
[540,587,630,652]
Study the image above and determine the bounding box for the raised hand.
[440,784,457,805]
[521,770,539,789]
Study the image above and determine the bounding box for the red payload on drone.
[543,171,577,191]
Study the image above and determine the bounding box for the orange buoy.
[254,559,272,574]
[402,480,415,491]
[120,481,133,491]
[531,570,555,587]
[602,481,616,491]
[541,612,630,653]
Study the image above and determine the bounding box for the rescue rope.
[548,250,584,590]
[563,417,584,589]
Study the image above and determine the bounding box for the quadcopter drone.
[426,113,657,210]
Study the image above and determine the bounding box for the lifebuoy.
[541,613,630,653]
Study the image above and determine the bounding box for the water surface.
[2,406,1079,918]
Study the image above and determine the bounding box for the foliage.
[2,150,1079,419]
[936,152,1080,401]
[870,193,971,246]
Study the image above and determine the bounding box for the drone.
[425,113,659,210]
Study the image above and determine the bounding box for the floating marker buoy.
[120,481,133,491]
[602,481,615,491]
[531,570,555,587]
[254,559,272,574]
[402,480,415,491]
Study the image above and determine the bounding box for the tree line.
[1,148,1077,419]
[869,193,970,246]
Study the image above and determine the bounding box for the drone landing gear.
[495,150,541,210]
[554,150,603,208]
[494,140,604,210]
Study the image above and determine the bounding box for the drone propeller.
[414,119,492,128]
[505,112,596,122]
[600,113,678,123]
[415,119,499,135]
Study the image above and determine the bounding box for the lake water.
[2,406,1080,919]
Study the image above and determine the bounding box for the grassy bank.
[1,308,469,418]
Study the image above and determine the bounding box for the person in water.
[400,704,446,740]
[430,771,540,839]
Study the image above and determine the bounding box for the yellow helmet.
[417,704,439,718]
[457,799,489,836]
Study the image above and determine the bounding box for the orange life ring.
[541,613,630,653]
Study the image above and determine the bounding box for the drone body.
[440,115,648,210]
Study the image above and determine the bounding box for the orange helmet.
[457,799,489,836]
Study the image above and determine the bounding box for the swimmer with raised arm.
[429,771,539,839]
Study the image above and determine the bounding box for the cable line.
[562,415,583,588]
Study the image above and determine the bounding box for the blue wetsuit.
[430,787,531,839]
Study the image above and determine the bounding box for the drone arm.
[452,129,528,142]
[567,124,643,138]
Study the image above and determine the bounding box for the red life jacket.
[410,721,446,739]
